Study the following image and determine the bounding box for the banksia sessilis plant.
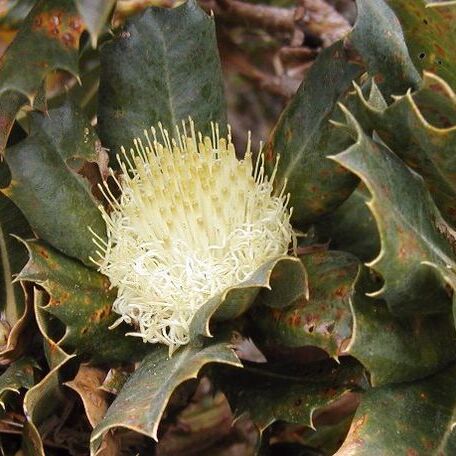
[0,0,455,454]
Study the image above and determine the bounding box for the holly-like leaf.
[253,251,355,359]
[387,0,456,91]
[22,289,74,456]
[349,273,456,386]
[98,0,227,159]
[0,164,33,362]
[263,41,362,227]
[0,357,37,410]
[2,101,106,266]
[335,363,456,454]
[75,0,115,47]
[189,256,306,339]
[0,0,85,151]
[218,358,365,432]
[90,339,241,453]
[353,72,456,227]
[330,106,456,315]
[348,0,421,96]
[17,240,149,364]
[254,250,456,385]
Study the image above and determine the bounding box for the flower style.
[90,121,294,353]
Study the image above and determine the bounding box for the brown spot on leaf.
[263,143,274,163]
[32,11,84,48]
[48,298,60,307]
[334,286,349,298]
[407,449,419,456]
[90,305,111,323]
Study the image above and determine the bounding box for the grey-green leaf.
[98,0,227,159]
[90,339,241,453]
[263,41,362,227]
[2,101,106,266]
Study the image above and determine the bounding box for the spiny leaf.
[17,240,149,364]
[75,0,115,47]
[349,265,456,386]
[350,302,456,387]
[98,0,227,160]
[0,357,38,410]
[190,256,306,339]
[253,251,355,359]
[22,289,74,456]
[387,0,456,91]
[335,363,456,455]
[0,164,33,362]
[0,0,85,151]
[2,101,106,266]
[254,250,456,385]
[217,358,365,432]
[263,41,362,227]
[90,338,241,453]
[353,72,456,227]
[330,107,456,315]
[348,0,421,96]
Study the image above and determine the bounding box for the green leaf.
[315,187,380,262]
[263,41,362,227]
[253,251,356,359]
[75,0,115,47]
[0,0,85,151]
[22,289,74,456]
[348,0,421,95]
[387,0,456,91]
[2,101,106,266]
[98,0,227,159]
[330,106,456,315]
[189,256,306,339]
[0,357,37,410]
[17,240,149,364]
[90,338,241,453]
[254,250,456,385]
[349,267,456,386]
[0,164,33,361]
[335,363,456,455]
[218,358,365,432]
[353,73,456,227]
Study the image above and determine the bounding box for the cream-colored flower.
[91,121,293,353]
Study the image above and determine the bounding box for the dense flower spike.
[91,121,294,353]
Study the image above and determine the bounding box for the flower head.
[91,121,293,353]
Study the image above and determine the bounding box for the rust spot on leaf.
[406,449,419,456]
[334,286,349,298]
[90,305,111,323]
[263,143,275,163]
[48,298,60,307]
[32,11,84,48]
